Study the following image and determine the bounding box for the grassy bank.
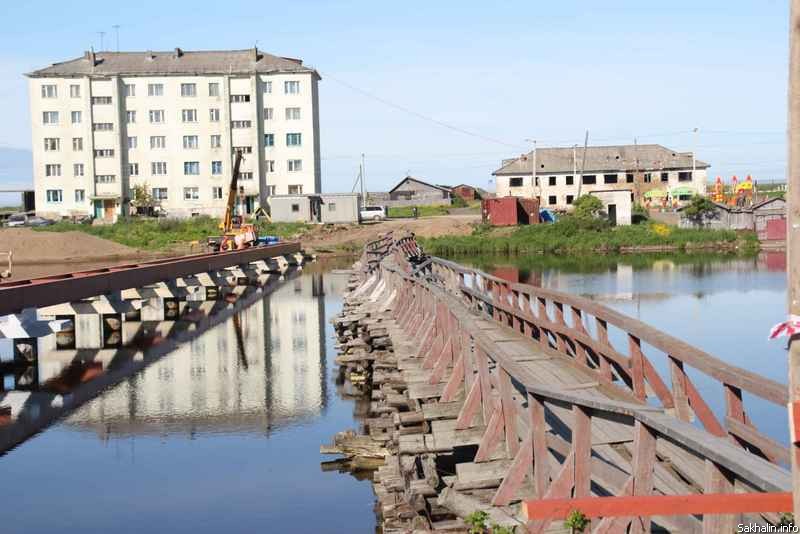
[387,204,451,218]
[37,217,311,249]
[421,220,759,256]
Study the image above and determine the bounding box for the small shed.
[590,190,633,226]
[319,193,361,224]
[677,203,753,230]
[269,194,361,224]
[482,197,540,226]
[752,197,786,240]
[452,184,481,202]
[389,176,451,204]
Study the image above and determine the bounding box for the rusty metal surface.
[0,242,300,316]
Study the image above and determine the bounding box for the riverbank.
[422,220,760,256]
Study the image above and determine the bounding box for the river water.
[0,251,789,533]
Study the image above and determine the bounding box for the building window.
[44,138,60,151]
[264,107,273,120]
[509,177,523,187]
[211,161,223,175]
[284,81,300,94]
[92,96,112,105]
[265,160,275,173]
[582,175,597,185]
[291,203,300,212]
[230,94,250,103]
[644,172,652,183]
[544,195,554,205]
[328,202,336,212]
[264,134,274,147]
[149,110,165,123]
[180,83,197,97]
[210,135,221,148]
[678,171,693,182]
[288,184,303,194]
[126,110,136,123]
[151,161,167,175]
[93,123,113,131]
[212,186,223,199]
[233,146,252,154]
[124,84,135,97]
[209,108,220,122]
[183,187,199,200]
[208,82,220,97]
[263,81,272,94]
[287,159,302,172]
[71,111,81,124]
[285,107,301,120]
[148,83,164,96]
[128,163,139,176]
[41,85,57,98]
[266,185,276,196]
[150,136,166,149]
[547,176,556,186]
[603,174,618,184]
[181,109,197,122]
[72,137,83,151]
[95,175,116,184]
[566,175,574,185]
[94,149,114,158]
[286,133,302,146]
[239,172,253,180]
[183,135,199,149]
[231,120,252,129]
[184,161,200,175]
[152,187,168,200]
[43,111,58,124]
[46,189,62,202]
[566,195,574,205]
[75,189,85,202]
[73,163,84,176]
[127,136,137,149]
[70,84,81,98]
[45,164,61,177]
[661,172,669,182]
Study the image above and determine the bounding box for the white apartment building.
[27,48,321,221]
[493,144,709,209]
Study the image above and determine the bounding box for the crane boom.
[221,150,244,233]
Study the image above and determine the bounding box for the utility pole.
[361,153,366,206]
[524,138,537,196]
[692,127,699,177]
[577,130,589,197]
[97,31,106,51]
[113,25,120,52]
[787,0,800,517]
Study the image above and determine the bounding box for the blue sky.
[0,0,791,193]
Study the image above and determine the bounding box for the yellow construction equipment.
[209,150,258,252]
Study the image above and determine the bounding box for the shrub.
[450,195,468,208]
[565,509,589,533]
[572,195,604,219]
[465,510,489,534]
[682,195,718,226]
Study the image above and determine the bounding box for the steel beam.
[0,242,301,316]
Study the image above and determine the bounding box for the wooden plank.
[726,416,790,465]
[521,492,792,520]
[492,434,533,505]
[422,401,462,421]
[498,368,519,457]
[407,382,445,399]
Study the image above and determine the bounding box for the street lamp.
[524,138,537,191]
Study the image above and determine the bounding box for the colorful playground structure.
[711,175,755,207]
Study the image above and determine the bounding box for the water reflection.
[0,269,329,450]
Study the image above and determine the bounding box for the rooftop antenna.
[97,31,106,51]
[112,25,120,52]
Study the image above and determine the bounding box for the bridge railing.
[422,257,790,467]
[380,259,790,531]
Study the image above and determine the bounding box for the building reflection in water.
[0,271,327,450]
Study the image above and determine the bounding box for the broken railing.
[376,246,792,531]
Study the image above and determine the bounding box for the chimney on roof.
[146,51,155,61]
[174,47,183,58]
[84,50,97,66]
[252,47,260,61]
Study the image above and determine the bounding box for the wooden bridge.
[340,234,792,532]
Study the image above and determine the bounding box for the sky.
[0,0,792,193]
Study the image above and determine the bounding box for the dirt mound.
[0,228,140,263]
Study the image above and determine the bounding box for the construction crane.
[209,150,258,252]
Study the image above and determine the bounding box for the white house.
[27,48,321,221]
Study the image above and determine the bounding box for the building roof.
[27,48,319,79]
[388,176,451,194]
[493,144,709,176]
[751,196,786,211]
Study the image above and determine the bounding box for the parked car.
[5,213,29,228]
[360,205,387,222]
[26,216,55,227]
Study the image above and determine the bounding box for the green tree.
[682,195,718,226]
[572,195,604,219]
[131,182,159,215]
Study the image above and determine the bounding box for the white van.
[360,205,387,222]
